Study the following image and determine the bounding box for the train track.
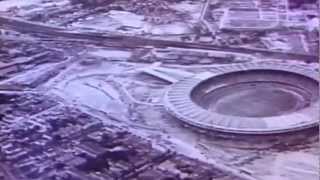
[0,15,318,62]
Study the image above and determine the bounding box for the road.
[0,15,318,62]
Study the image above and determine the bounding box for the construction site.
[0,0,319,180]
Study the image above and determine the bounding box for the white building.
[306,17,319,32]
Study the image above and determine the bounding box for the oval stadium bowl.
[165,63,319,135]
